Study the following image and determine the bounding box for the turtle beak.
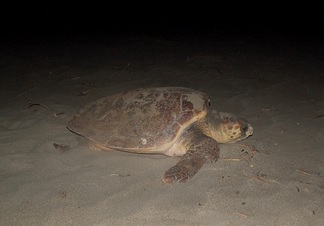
[239,116,253,140]
[243,123,253,138]
[246,124,253,136]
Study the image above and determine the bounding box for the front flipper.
[162,138,220,183]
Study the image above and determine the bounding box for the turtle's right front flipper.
[162,137,220,183]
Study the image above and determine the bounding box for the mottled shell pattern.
[67,87,210,154]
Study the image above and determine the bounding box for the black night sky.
[2,2,324,42]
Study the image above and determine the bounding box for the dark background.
[2,1,323,42]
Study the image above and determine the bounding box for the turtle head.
[202,110,253,143]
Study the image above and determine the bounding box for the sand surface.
[0,35,323,225]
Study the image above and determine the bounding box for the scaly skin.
[162,129,220,183]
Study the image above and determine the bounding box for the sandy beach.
[0,34,323,225]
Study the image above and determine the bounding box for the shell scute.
[67,87,209,153]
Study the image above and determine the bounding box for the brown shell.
[67,87,209,154]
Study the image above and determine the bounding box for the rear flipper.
[162,138,220,183]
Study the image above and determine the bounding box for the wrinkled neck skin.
[195,112,228,143]
[173,116,225,157]
[179,126,209,148]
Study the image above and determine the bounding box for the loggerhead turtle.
[67,87,253,183]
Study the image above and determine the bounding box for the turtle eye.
[242,125,248,132]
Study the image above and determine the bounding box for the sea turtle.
[67,87,253,183]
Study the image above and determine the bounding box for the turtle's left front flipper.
[162,138,220,183]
